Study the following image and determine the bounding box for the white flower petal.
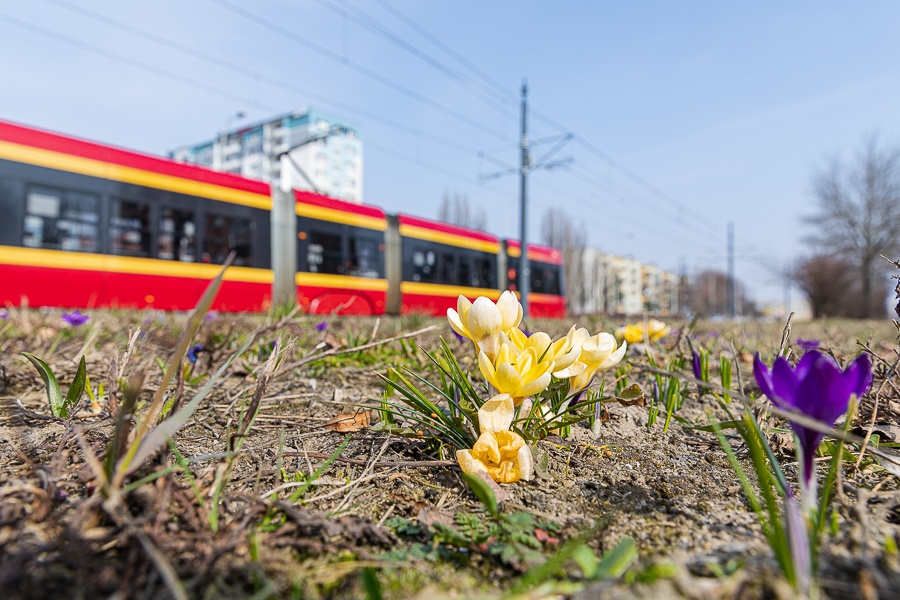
[457,449,488,475]
[597,340,627,370]
[553,360,588,379]
[517,445,534,481]
[497,290,523,331]
[478,394,515,432]
[447,308,468,338]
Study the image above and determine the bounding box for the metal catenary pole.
[519,80,530,317]
[727,221,735,317]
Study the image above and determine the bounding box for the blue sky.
[3,1,900,310]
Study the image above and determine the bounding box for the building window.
[111,200,151,257]
[243,130,263,156]
[203,214,254,266]
[23,187,99,252]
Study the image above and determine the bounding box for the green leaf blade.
[22,352,64,417]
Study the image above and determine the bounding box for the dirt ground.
[0,309,898,599]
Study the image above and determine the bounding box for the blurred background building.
[170,109,363,203]
[572,249,680,316]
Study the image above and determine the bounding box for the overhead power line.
[0,12,277,113]
[208,0,513,143]
[40,0,484,156]
[314,0,512,116]
[0,8,504,202]
[369,0,515,102]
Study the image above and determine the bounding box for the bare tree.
[690,269,757,317]
[540,207,587,313]
[806,137,900,318]
[437,192,486,231]
[793,254,858,318]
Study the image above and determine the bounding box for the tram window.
[158,208,196,262]
[307,231,342,274]
[474,257,494,288]
[348,237,381,278]
[438,252,457,285]
[23,187,99,252]
[411,248,436,283]
[203,214,254,266]
[111,200,151,257]
[531,263,561,295]
[458,259,471,288]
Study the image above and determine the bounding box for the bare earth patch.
[0,311,898,599]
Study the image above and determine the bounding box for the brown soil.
[0,310,898,599]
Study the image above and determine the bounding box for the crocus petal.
[597,340,627,370]
[799,353,852,425]
[497,290,523,331]
[472,431,501,464]
[478,394,515,432]
[551,352,579,373]
[553,360,588,379]
[516,372,552,399]
[469,297,501,332]
[456,295,473,324]
[580,333,617,363]
[753,353,775,399]
[793,350,819,382]
[457,449,489,475]
[447,308,469,339]
[495,363,524,394]
[847,353,873,398]
[516,445,534,481]
[753,349,874,500]
[770,357,801,410]
[478,351,501,389]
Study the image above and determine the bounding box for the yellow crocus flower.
[615,319,670,344]
[456,394,533,483]
[447,291,523,361]
[505,324,585,373]
[478,343,555,405]
[554,332,627,392]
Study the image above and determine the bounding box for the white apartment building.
[170,109,363,203]
[641,264,680,316]
[572,249,678,316]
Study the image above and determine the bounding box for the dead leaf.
[323,410,370,432]
[472,470,511,504]
[417,507,455,528]
[325,332,342,349]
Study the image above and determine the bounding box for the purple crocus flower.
[203,311,219,321]
[753,350,872,500]
[0,310,8,319]
[450,327,465,343]
[315,321,328,332]
[62,310,89,326]
[692,351,703,381]
[187,343,203,364]
[796,339,820,352]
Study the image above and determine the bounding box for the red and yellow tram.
[0,119,272,312]
[0,119,566,318]
[294,190,388,315]
[395,214,501,316]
